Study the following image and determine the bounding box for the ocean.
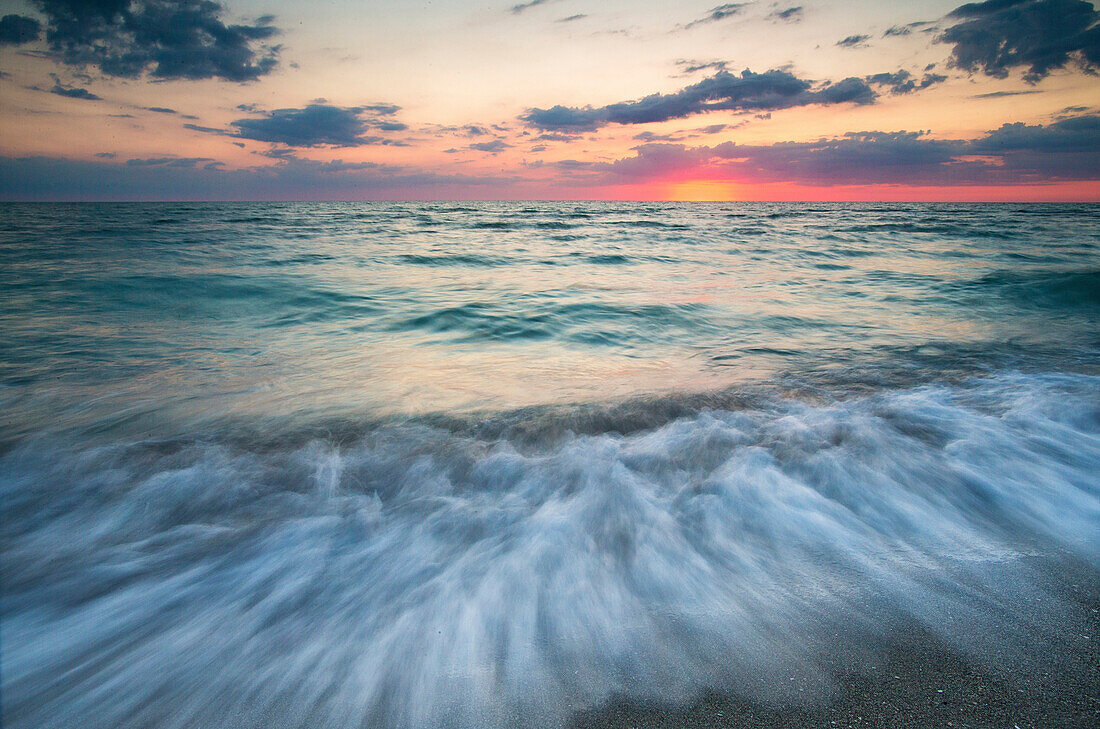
[2,202,1098,728]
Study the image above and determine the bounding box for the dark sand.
[572,565,1099,729]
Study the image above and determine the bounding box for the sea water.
[2,202,1098,728]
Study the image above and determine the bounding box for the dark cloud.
[141,106,177,114]
[433,123,496,138]
[939,0,1100,81]
[714,132,967,185]
[837,34,871,48]
[510,0,557,14]
[867,71,916,93]
[816,77,877,103]
[50,82,99,100]
[359,103,401,115]
[469,140,512,153]
[676,59,729,74]
[535,132,580,141]
[0,14,40,45]
[769,7,803,22]
[30,0,280,81]
[971,114,1100,152]
[522,69,876,131]
[126,156,213,167]
[633,131,690,142]
[883,21,936,37]
[255,147,294,159]
[95,151,116,158]
[631,122,745,143]
[866,69,948,94]
[971,89,1043,98]
[964,115,1100,178]
[183,122,222,133]
[557,14,586,22]
[556,114,1100,186]
[683,4,749,29]
[229,104,407,147]
[522,106,596,131]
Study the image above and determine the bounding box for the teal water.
[2,202,1098,439]
[2,202,1099,728]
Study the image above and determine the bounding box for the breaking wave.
[3,373,1098,729]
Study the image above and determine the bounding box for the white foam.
[2,373,1098,728]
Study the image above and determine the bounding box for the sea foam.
[3,373,1098,728]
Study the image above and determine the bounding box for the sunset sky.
[1,0,1098,200]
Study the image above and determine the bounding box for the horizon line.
[3,198,1100,204]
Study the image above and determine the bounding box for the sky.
[0,0,1098,200]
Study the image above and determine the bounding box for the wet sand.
[573,568,1099,729]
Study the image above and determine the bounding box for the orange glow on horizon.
[663,179,743,201]
[580,177,1100,203]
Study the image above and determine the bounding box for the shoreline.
[573,564,1100,729]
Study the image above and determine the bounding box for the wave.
[456,220,581,232]
[385,301,723,346]
[838,222,1017,239]
[533,221,578,230]
[967,268,1100,310]
[223,216,271,224]
[3,373,1098,729]
[435,206,479,213]
[397,253,507,267]
[584,254,632,265]
[610,219,690,229]
[262,253,337,267]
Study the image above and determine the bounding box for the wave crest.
[2,374,1099,728]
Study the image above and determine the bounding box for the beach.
[576,558,1100,728]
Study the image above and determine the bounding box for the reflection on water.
[1,202,1097,439]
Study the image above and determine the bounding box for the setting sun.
[663,179,743,201]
